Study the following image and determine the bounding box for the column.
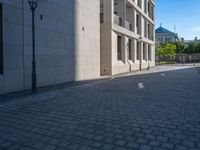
[121,35,127,63]
[133,39,137,63]
[103,0,114,23]
[131,38,135,62]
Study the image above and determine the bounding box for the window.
[137,0,141,8]
[114,0,118,15]
[137,41,140,60]
[148,45,151,61]
[144,0,147,14]
[144,20,147,38]
[143,43,146,60]
[136,14,140,34]
[128,39,132,60]
[148,23,150,39]
[117,36,122,60]
[0,4,3,74]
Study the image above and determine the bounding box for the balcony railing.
[125,21,132,31]
[114,14,123,26]
[136,27,141,35]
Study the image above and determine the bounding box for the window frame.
[136,41,140,60]
[117,35,122,61]
[148,45,152,61]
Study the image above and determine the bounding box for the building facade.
[0,0,100,94]
[155,26,178,45]
[100,0,155,75]
[0,0,155,94]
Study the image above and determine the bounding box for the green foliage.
[156,41,200,55]
[156,43,176,56]
[184,42,196,54]
[195,42,200,53]
[183,42,200,54]
[172,41,185,53]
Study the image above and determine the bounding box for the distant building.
[155,25,178,45]
[182,37,200,44]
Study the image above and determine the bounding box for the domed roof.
[156,26,174,34]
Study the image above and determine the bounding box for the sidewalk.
[0,65,199,101]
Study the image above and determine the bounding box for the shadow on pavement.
[0,66,199,103]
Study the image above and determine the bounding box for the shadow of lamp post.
[28,0,38,93]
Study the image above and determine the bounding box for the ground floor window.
[148,45,151,61]
[0,4,3,74]
[117,36,122,60]
[128,39,132,60]
[143,43,147,60]
[137,41,140,60]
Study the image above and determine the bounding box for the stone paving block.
[175,145,188,150]
[182,140,195,147]
[136,138,149,144]
[91,141,102,148]
[139,145,152,150]
[126,142,139,149]
[113,146,128,150]
[114,139,127,146]
[160,142,174,149]
[102,143,114,150]
[145,134,156,140]
[157,136,168,142]
[149,140,160,147]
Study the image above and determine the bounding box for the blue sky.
[156,0,200,40]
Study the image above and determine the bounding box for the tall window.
[144,20,147,38]
[144,0,147,14]
[143,43,146,60]
[137,0,141,8]
[128,39,132,60]
[136,14,140,34]
[148,23,150,39]
[137,41,140,60]
[148,2,150,15]
[114,0,118,15]
[148,45,151,61]
[117,36,122,60]
[0,4,3,74]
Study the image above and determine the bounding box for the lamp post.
[138,36,142,71]
[28,0,38,93]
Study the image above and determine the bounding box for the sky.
[156,0,200,40]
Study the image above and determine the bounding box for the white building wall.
[0,0,100,94]
[101,0,155,76]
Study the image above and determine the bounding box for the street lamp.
[28,0,38,93]
[138,36,142,71]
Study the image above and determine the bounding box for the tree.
[157,43,176,57]
[172,41,185,53]
[194,42,200,53]
[184,42,196,54]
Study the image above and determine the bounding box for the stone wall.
[176,53,200,63]
[0,0,100,94]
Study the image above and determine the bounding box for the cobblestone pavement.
[0,67,200,150]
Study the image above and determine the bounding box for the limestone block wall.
[0,0,100,94]
[100,0,155,76]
